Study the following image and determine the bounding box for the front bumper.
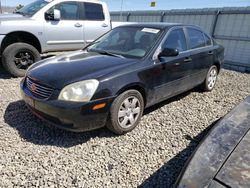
[20,79,115,132]
[0,35,5,49]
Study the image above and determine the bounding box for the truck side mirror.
[45,9,61,21]
[53,9,61,20]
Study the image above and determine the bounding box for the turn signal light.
[93,103,106,110]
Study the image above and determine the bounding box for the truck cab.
[0,0,111,77]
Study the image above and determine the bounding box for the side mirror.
[53,9,61,20]
[45,9,61,21]
[159,48,179,58]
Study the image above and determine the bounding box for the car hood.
[0,13,28,21]
[215,129,250,187]
[27,51,138,89]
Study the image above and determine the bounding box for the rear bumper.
[20,79,115,132]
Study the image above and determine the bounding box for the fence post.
[127,13,131,22]
[211,10,220,37]
[161,12,165,22]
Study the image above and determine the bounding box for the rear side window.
[187,28,206,49]
[84,2,104,21]
[204,34,212,46]
[163,29,187,52]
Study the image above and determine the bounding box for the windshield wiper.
[94,50,125,58]
[14,11,28,16]
[14,11,23,14]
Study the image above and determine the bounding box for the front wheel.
[202,65,218,92]
[107,90,144,135]
[2,43,41,77]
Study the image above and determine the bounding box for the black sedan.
[20,23,224,134]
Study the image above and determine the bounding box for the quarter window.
[187,28,206,49]
[163,29,187,52]
[84,3,104,21]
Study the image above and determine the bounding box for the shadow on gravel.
[0,65,12,79]
[143,88,196,115]
[4,100,116,148]
[138,119,220,188]
[4,88,200,148]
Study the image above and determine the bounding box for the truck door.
[80,2,111,45]
[44,1,84,52]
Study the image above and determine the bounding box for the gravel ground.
[0,68,250,187]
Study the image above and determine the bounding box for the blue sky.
[2,0,250,11]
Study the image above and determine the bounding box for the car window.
[88,27,162,59]
[17,0,49,16]
[187,28,206,49]
[49,1,80,20]
[204,34,212,46]
[163,29,187,52]
[134,31,144,43]
[84,2,104,21]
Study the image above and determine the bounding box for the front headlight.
[58,79,99,102]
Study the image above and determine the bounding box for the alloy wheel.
[207,67,217,90]
[14,51,35,70]
[118,96,141,128]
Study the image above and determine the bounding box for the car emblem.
[31,83,37,92]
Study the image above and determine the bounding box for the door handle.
[184,57,192,62]
[74,23,82,28]
[102,23,108,27]
[208,51,214,55]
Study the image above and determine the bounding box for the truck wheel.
[107,90,144,135]
[2,43,41,77]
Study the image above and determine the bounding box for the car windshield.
[87,27,162,59]
[15,0,50,16]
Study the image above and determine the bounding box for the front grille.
[26,77,54,100]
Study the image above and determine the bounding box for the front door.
[44,1,84,52]
[153,28,194,101]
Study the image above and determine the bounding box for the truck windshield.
[87,27,162,59]
[15,0,50,16]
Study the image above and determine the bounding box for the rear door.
[153,28,193,101]
[44,1,84,52]
[185,27,214,85]
[81,2,111,45]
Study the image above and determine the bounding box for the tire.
[201,65,218,92]
[107,90,144,135]
[2,43,41,77]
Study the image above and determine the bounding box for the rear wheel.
[2,43,41,77]
[202,65,218,91]
[107,90,144,135]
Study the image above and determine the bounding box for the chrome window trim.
[153,25,213,62]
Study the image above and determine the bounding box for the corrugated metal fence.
[111,7,250,72]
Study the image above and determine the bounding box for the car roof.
[116,22,202,31]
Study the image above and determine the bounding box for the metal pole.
[211,10,220,37]
[120,0,124,21]
[0,0,2,14]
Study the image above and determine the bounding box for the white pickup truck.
[0,0,124,76]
